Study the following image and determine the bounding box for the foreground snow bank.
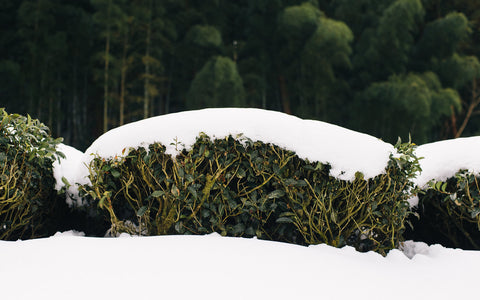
[71,108,394,186]
[414,136,480,188]
[0,232,477,300]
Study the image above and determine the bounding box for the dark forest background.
[1,0,480,151]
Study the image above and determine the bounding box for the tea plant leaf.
[137,206,148,217]
[276,217,293,223]
[111,169,121,178]
[151,190,165,198]
[267,190,285,199]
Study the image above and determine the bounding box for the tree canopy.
[1,0,480,149]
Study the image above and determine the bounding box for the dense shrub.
[0,108,64,240]
[80,134,419,255]
[407,170,480,249]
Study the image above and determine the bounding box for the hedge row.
[3,108,480,253]
[79,134,419,255]
[0,108,66,240]
[406,170,480,249]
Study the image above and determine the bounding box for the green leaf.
[177,167,185,178]
[245,227,255,236]
[331,211,337,223]
[187,186,198,199]
[273,164,280,174]
[137,206,148,217]
[441,182,447,192]
[232,223,245,235]
[111,169,121,178]
[151,190,165,198]
[276,217,293,223]
[171,185,180,197]
[237,168,246,179]
[267,190,285,199]
[61,176,70,187]
[284,178,297,186]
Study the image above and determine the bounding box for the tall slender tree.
[92,0,125,132]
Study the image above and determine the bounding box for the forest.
[1,0,480,151]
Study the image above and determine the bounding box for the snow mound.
[414,136,480,188]
[1,233,479,299]
[73,108,394,187]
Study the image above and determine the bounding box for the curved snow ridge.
[414,136,480,188]
[78,108,394,183]
[53,143,84,190]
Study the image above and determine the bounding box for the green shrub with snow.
[0,108,64,240]
[406,137,480,250]
[80,134,419,255]
[410,171,480,249]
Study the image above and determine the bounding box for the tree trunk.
[278,75,292,114]
[72,55,78,145]
[456,78,480,138]
[28,0,41,115]
[143,0,152,119]
[165,58,174,114]
[103,0,112,133]
[120,23,129,126]
[449,105,457,138]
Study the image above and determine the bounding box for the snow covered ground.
[2,108,480,299]
[0,231,478,300]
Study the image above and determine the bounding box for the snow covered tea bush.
[0,108,64,240]
[412,171,480,249]
[80,133,419,254]
[407,137,480,249]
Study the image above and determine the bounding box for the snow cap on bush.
[73,108,395,187]
[414,136,480,188]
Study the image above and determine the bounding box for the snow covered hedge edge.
[58,109,419,255]
[7,108,480,252]
[0,108,66,240]
[79,135,418,255]
[407,138,480,249]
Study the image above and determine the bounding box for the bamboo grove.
[1,0,480,150]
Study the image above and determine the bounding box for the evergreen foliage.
[80,134,419,255]
[2,0,480,146]
[186,56,246,109]
[408,170,480,250]
[360,72,461,143]
[0,108,64,240]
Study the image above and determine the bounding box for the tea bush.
[407,170,480,249]
[80,134,419,255]
[0,108,64,240]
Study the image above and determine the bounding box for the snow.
[5,109,480,299]
[414,136,480,188]
[71,108,395,189]
[0,232,478,299]
[53,144,83,190]
[53,143,85,205]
